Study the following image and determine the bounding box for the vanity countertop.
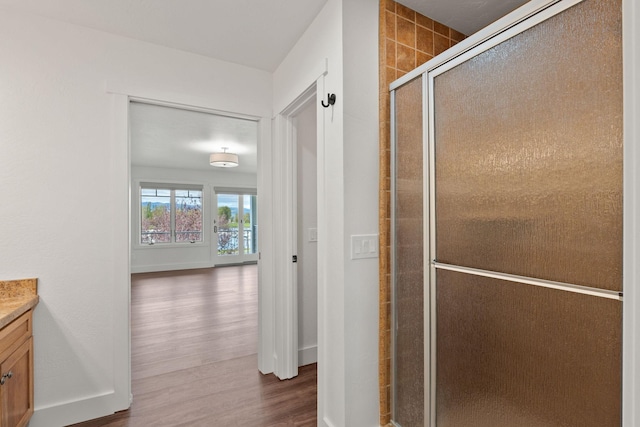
[0,278,38,329]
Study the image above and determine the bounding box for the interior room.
[128,101,260,272]
[0,0,638,427]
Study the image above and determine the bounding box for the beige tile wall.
[378,1,465,424]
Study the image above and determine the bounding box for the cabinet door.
[1,338,33,427]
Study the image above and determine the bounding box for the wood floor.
[69,265,317,427]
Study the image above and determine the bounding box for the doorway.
[293,98,318,367]
[129,100,260,273]
[127,98,268,389]
[213,190,259,266]
[271,82,321,379]
[111,74,325,417]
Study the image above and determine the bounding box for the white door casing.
[272,84,317,379]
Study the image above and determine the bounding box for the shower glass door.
[391,75,426,427]
[430,0,622,425]
[390,0,623,425]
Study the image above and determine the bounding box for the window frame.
[138,182,205,248]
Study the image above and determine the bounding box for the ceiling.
[0,0,531,71]
[0,0,530,173]
[130,102,258,173]
[0,0,328,72]
[397,0,530,36]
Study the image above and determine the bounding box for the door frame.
[271,84,318,379]
[106,81,271,411]
[292,94,319,367]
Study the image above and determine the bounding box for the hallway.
[70,265,317,426]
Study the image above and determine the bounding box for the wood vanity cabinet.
[0,311,33,427]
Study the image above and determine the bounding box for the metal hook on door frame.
[321,93,336,108]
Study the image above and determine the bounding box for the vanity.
[0,279,38,427]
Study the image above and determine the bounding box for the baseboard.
[131,260,258,273]
[298,345,318,366]
[130,261,213,274]
[322,415,338,427]
[214,260,258,267]
[30,391,125,427]
[320,415,382,427]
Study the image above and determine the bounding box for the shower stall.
[390,0,623,425]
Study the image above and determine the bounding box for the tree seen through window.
[141,186,202,244]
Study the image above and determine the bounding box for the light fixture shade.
[210,151,239,167]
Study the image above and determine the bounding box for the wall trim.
[274,58,327,115]
[131,262,213,274]
[110,92,133,415]
[30,392,116,427]
[105,80,270,119]
[298,345,318,366]
[257,117,275,375]
[321,415,338,427]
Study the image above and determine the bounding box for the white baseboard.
[322,415,338,427]
[130,261,212,274]
[30,391,126,427]
[298,345,318,366]
[321,415,382,427]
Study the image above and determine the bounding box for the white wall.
[342,0,380,424]
[274,0,345,424]
[130,166,257,273]
[296,101,319,366]
[0,9,271,427]
[274,0,379,424]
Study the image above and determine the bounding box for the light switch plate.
[351,234,379,260]
[309,228,318,242]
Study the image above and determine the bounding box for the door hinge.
[292,255,297,263]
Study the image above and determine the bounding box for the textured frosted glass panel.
[436,269,622,427]
[392,76,424,427]
[433,0,622,290]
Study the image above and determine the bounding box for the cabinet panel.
[1,338,33,427]
[0,313,31,363]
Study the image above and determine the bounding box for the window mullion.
[238,194,243,254]
[171,189,176,243]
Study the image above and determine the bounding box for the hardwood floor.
[69,265,317,427]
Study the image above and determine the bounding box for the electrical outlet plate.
[351,234,379,260]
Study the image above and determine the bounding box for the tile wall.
[378,1,465,424]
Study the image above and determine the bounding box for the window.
[215,193,257,256]
[140,184,203,245]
